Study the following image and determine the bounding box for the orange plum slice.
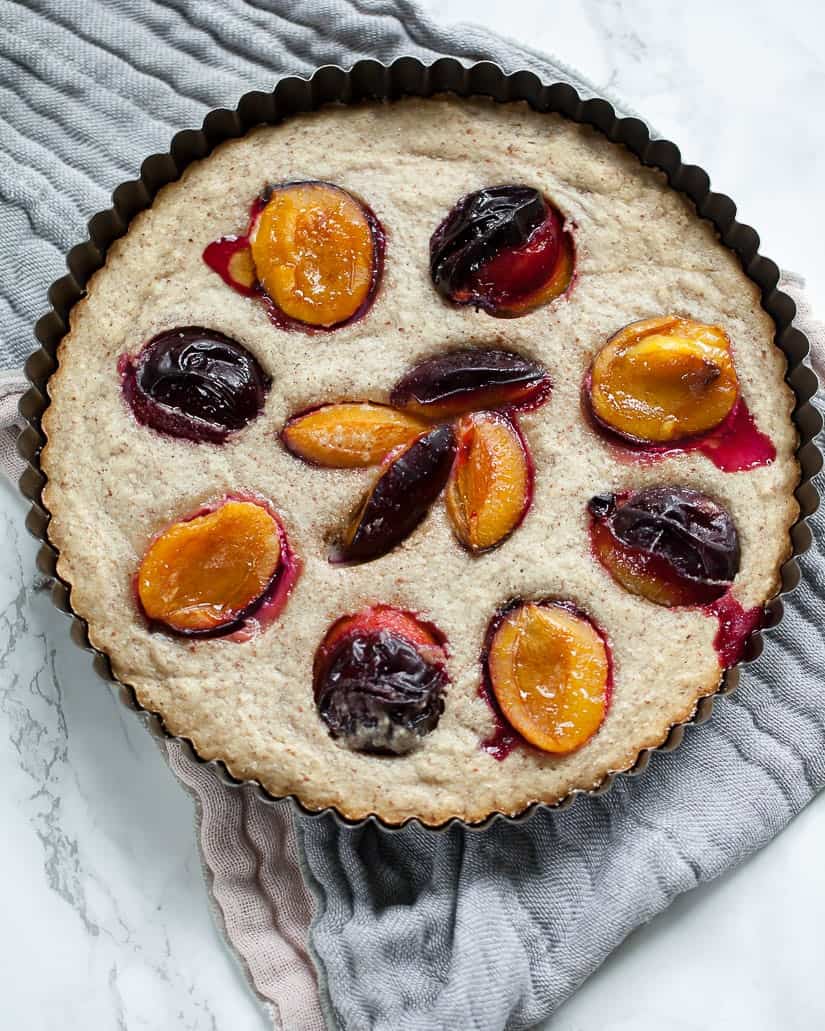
[281,403,429,468]
[487,601,610,754]
[445,412,532,552]
[227,247,257,291]
[250,182,379,328]
[589,315,739,443]
[137,500,281,635]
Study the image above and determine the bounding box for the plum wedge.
[390,348,551,420]
[484,600,611,755]
[281,402,428,467]
[445,411,533,552]
[333,425,456,564]
[281,349,551,561]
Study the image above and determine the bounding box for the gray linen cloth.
[2,2,823,1029]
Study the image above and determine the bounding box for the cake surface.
[41,96,798,824]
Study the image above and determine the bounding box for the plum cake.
[41,97,798,824]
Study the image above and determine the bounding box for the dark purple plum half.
[314,629,448,754]
[429,185,573,315]
[430,186,546,295]
[121,327,270,443]
[588,486,740,606]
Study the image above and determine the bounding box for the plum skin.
[313,611,449,754]
[121,327,270,443]
[389,348,552,419]
[429,185,574,315]
[588,487,740,606]
[333,424,457,565]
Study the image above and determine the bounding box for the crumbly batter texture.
[42,97,798,825]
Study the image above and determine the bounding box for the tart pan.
[17,57,823,832]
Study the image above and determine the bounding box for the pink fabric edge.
[164,738,326,1031]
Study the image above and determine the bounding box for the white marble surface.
[2,1,824,1028]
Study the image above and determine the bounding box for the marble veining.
[0,482,266,1030]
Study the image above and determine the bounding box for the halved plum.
[445,411,533,553]
[587,315,739,444]
[313,605,449,754]
[333,424,456,564]
[430,185,574,316]
[121,327,270,443]
[588,487,740,607]
[484,600,611,754]
[281,402,429,468]
[389,348,551,420]
[137,499,285,636]
[249,181,383,329]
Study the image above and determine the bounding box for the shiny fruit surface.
[486,601,610,754]
[281,403,428,467]
[588,315,738,443]
[334,425,456,564]
[137,500,282,635]
[313,606,449,754]
[390,348,551,420]
[445,412,532,552]
[430,185,574,316]
[250,182,381,328]
[588,487,740,606]
[121,327,270,443]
